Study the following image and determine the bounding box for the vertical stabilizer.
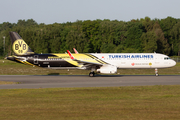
[9,32,34,55]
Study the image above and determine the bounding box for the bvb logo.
[13,39,28,55]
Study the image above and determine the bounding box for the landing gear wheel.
[155,68,158,77]
[155,73,159,77]
[89,72,95,77]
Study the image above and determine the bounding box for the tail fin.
[9,32,34,55]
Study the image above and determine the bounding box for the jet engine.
[97,65,117,74]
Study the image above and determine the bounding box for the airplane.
[7,32,176,77]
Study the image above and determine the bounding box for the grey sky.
[1,0,180,24]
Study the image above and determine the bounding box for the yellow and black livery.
[7,32,108,76]
[7,32,79,68]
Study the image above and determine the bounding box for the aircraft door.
[34,55,38,64]
[154,54,161,68]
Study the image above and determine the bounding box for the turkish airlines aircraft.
[7,32,176,77]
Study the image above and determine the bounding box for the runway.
[0,75,180,89]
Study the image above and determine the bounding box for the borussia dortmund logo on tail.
[13,39,28,55]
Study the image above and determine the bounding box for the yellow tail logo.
[13,39,28,55]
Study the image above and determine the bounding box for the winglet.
[67,50,75,59]
[73,48,79,54]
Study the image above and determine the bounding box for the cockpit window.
[164,57,170,60]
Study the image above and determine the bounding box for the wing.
[67,50,103,69]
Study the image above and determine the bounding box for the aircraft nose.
[171,60,176,67]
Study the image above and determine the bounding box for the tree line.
[0,17,180,57]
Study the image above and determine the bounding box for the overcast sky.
[1,0,180,24]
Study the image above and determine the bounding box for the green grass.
[0,59,90,75]
[1,59,180,119]
[0,59,180,76]
[0,86,180,120]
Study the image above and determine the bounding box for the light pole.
[3,36,5,55]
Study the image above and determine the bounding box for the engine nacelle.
[97,65,117,74]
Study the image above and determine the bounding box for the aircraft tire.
[155,73,159,77]
[89,72,95,77]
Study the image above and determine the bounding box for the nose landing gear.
[155,68,159,76]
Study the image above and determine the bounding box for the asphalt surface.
[0,75,180,89]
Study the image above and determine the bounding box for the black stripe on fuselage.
[85,53,108,64]
[15,54,77,68]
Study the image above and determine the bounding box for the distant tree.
[26,19,38,26]
[153,22,170,54]
[170,22,180,55]
[141,31,157,53]
[141,17,154,32]
[114,45,124,53]
[0,22,14,31]
[160,16,177,38]
[82,20,100,52]
[1,17,180,57]
[17,19,37,27]
[100,43,116,53]
[124,22,144,52]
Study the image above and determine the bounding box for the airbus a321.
[7,32,176,77]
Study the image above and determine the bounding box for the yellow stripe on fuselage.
[15,58,37,67]
[24,61,36,66]
[53,54,80,67]
[85,54,107,64]
[53,53,107,66]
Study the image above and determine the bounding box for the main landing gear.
[155,68,159,76]
[89,72,95,77]
[89,67,96,77]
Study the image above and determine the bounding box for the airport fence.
[171,57,180,62]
